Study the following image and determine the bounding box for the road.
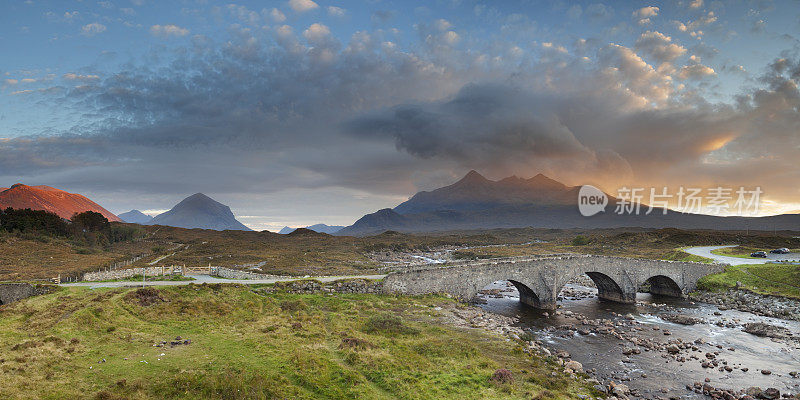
[60,274,388,289]
[683,245,799,265]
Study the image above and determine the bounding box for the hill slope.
[0,184,120,221]
[148,193,251,231]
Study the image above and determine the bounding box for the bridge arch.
[644,275,683,297]
[508,280,543,308]
[583,271,634,304]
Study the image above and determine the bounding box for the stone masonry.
[0,283,57,305]
[382,254,724,309]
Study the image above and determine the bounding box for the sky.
[1,0,799,231]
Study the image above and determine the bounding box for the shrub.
[279,300,305,312]
[124,288,166,306]
[489,368,513,384]
[363,313,418,335]
[571,235,591,246]
[339,337,375,350]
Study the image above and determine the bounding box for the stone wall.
[82,265,181,281]
[212,267,287,280]
[260,278,383,294]
[0,283,57,305]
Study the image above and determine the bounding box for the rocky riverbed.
[467,281,800,400]
[689,289,800,322]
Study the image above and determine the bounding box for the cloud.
[63,73,101,82]
[633,6,658,25]
[268,7,286,22]
[150,24,189,38]
[81,22,106,36]
[635,31,687,64]
[633,6,659,18]
[327,6,345,17]
[677,64,716,79]
[689,0,703,9]
[288,0,318,13]
[303,23,331,44]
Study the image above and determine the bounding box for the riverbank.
[0,284,599,399]
[690,288,800,321]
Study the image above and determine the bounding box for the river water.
[479,281,800,399]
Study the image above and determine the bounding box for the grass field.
[3,223,799,282]
[0,285,597,400]
[697,263,800,299]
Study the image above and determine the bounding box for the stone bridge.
[382,255,724,309]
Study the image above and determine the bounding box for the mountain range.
[279,224,345,234]
[0,184,121,222]
[146,193,251,231]
[118,209,154,224]
[336,171,800,236]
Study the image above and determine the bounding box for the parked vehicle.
[770,248,790,254]
[750,251,768,258]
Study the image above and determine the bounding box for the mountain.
[394,170,575,214]
[278,224,345,234]
[148,193,251,231]
[306,224,345,234]
[118,209,154,224]
[337,171,800,236]
[0,184,121,222]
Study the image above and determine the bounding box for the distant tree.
[0,208,68,236]
[71,211,110,232]
[0,208,138,247]
[108,224,142,242]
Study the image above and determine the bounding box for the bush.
[124,288,166,306]
[339,337,374,350]
[571,235,591,246]
[363,313,418,335]
[279,300,306,312]
[489,368,513,384]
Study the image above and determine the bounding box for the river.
[479,281,800,399]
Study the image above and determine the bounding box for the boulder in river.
[662,314,703,325]
[743,323,790,339]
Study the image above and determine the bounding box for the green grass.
[697,263,800,299]
[661,248,714,263]
[709,246,762,259]
[0,284,598,399]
